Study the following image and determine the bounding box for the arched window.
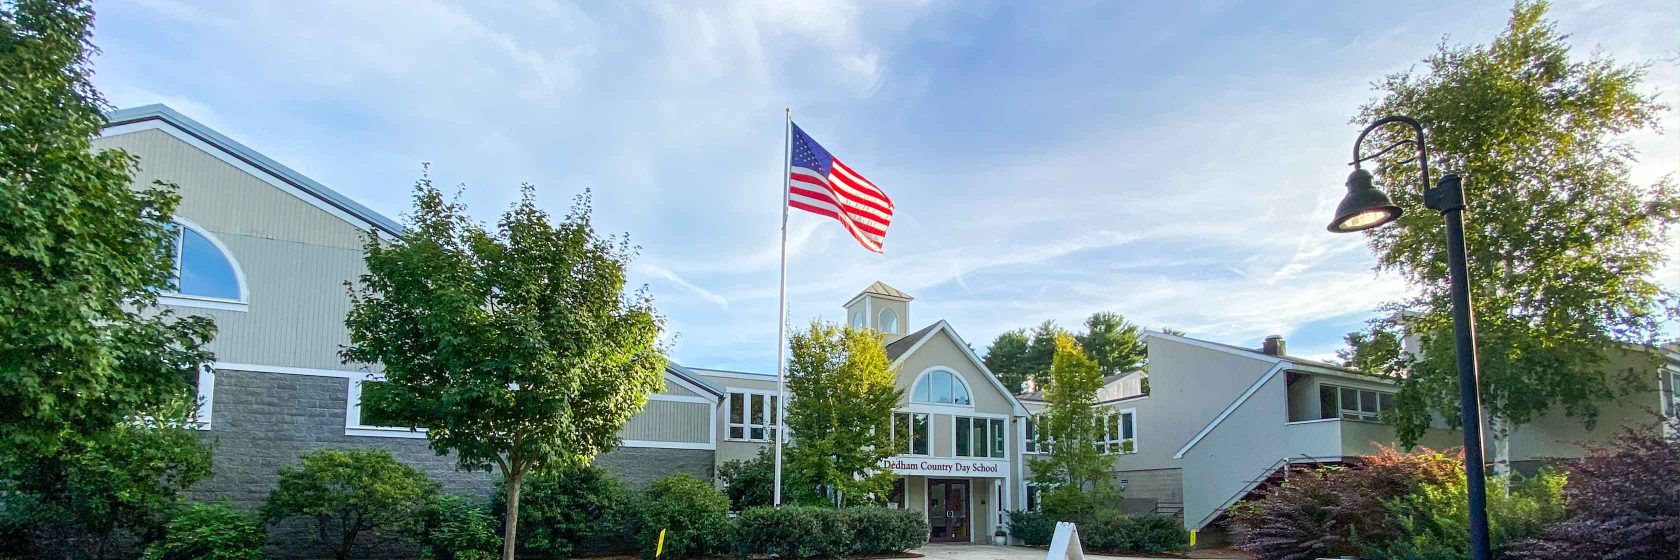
[879,309,899,334]
[851,310,866,329]
[164,220,245,304]
[911,369,971,406]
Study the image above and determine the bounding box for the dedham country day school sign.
[879,457,1010,478]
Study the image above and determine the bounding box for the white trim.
[1284,417,1341,426]
[724,389,781,442]
[909,366,976,407]
[649,394,713,405]
[890,411,934,456]
[1141,330,1283,365]
[880,307,902,335]
[192,367,215,430]
[345,374,429,438]
[1095,407,1138,455]
[1173,362,1288,459]
[663,372,722,403]
[950,414,1010,459]
[100,121,385,234]
[688,369,777,382]
[890,321,1030,416]
[213,362,376,379]
[159,217,250,312]
[622,439,715,450]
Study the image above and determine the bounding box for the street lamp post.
[1327,115,1491,560]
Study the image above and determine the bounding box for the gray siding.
[621,400,712,443]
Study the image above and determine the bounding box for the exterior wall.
[1115,468,1184,512]
[1503,348,1672,463]
[894,330,1015,416]
[621,399,713,444]
[1179,370,1290,529]
[699,371,779,465]
[96,129,375,372]
[1120,336,1278,473]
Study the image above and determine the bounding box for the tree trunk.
[503,470,523,560]
[1488,412,1512,480]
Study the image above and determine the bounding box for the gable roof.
[887,320,1028,416]
[103,104,404,236]
[846,281,913,308]
[664,362,725,399]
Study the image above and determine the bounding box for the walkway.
[912,543,1253,560]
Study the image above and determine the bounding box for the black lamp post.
[1329,115,1491,560]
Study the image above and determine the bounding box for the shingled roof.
[884,322,941,361]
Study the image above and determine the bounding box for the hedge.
[734,506,928,558]
[1007,510,1186,553]
[637,473,733,559]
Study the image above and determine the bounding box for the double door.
[926,478,970,542]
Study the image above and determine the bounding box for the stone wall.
[197,369,714,558]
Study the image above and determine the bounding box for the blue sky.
[92,0,1678,371]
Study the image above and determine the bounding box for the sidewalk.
[912,543,1253,560]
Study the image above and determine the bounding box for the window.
[851,311,867,329]
[163,220,243,302]
[727,391,780,442]
[888,478,906,509]
[347,379,427,437]
[1024,418,1050,454]
[1663,370,1679,417]
[891,412,930,455]
[879,309,899,334]
[355,381,409,428]
[911,369,972,405]
[955,416,1007,458]
[1025,484,1045,512]
[1319,384,1395,422]
[1096,409,1136,454]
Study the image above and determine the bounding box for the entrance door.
[927,479,970,542]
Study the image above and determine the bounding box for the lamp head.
[1328,168,1402,233]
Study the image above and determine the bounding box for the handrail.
[1195,453,1332,529]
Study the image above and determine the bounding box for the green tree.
[1355,1,1679,471]
[1338,325,1407,376]
[784,320,902,506]
[1026,334,1118,518]
[1024,321,1066,388]
[342,181,667,560]
[1076,311,1146,376]
[0,0,215,471]
[983,329,1034,394]
[262,449,439,560]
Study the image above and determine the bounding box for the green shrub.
[733,506,926,558]
[421,495,498,560]
[1007,510,1056,546]
[1370,469,1566,560]
[261,449,439,560]
[495,465,635,556]
[140,502,266,560]
[638,473,732,558]
[717,447,777,511]
[1124,514,1189,553]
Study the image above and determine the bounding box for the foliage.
[1338,326,1406,376]
[1228,447,1460,560]
[0,0,216,478]
[784,320,902,505]
[1024,321,1067,388]
[733,506,927,559]
[421,495,499,560]
[1351,1,1678,450]
[636,473,732,559]
[983,329,1034,394]
[1026,334,1118,508]
[261,449,440,560]
[140,502,266,560]
[1082,512,1189,554]
[2,398,213,559]
[1510,421,1680,560]
[1075,312,1146,376]
[718,447,781,511]
[494,464,635,557]
[1371,469,1566,560]
[343,179,666,560]
[1006,510,1056,546]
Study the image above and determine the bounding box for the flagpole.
[773,107,791,507]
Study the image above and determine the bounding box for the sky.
[91,0,1679,372]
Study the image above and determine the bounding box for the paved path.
[912,543,1249,560]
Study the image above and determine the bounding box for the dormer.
[843,281,913,343]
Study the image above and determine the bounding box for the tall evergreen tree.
[983,329,1033,394]
[1352,1,1678,471]
[1024,320,1065,388]
[1076,311,1146,376]
[783,320,902,506]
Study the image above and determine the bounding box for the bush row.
[734,505,928,558]
[1005,509,1187,554]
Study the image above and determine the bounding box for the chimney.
[1262,335,1287,356]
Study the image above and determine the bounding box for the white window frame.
[952,414,1009,458]
[1663,370,1679,418]
[909,367,974,407]
[346,374,428,439]
[1320,383,1395,422]
[1023,417,1050,454]
[1096,408,1137,454]
[890,411,932,456]
[159,217,249,312]
[879,308,899,334]
[725,389,780,442]
[191,366,215,430]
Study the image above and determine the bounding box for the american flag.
[787,123,894,253]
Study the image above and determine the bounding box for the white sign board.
[878,457,1010,478]
[1047,522,1084,560]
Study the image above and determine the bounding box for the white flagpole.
[773,107,791,507]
